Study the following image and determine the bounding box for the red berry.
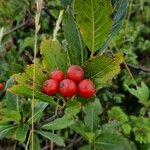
[42,79,58,96]
[78,79,95,98]
[67,65,84,82]
[59,79,77,97]
[0,83,4,91]
[50,70,65,83]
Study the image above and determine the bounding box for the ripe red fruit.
[50,70,65,83]
[42,79,58,96]
[0,83,4,91]
[78,79,95,98]
[67,65,84,82]
[59,79,77,97]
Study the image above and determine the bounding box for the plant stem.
[13,141,17,150]
[112,41,138,88]
[25,130,32,150]
[123,0,133,48]
[31,0,43,149]
[127,64,150,73]
[50,99,59,150]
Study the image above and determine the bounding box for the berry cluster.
[42,65,95,98]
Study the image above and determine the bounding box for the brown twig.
[13,141,17,150]
[66,135,82,149]
[37,103,66,129]
[3,17,31,38]
[41,145,50,150]
[127,64,150,73]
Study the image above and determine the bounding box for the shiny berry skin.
[67,65,84,82]
[0,83,4,91]
[50,70,65,83]
[59,79,77,97]
[42,79,58,96]
[78,79,95,98]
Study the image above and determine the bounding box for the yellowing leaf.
[84,52,123,90]
[8,84,56,105]
[12,63,48,91]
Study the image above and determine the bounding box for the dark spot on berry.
[44,81,48,86]
[60,82,64,88]
[75,66,81,71]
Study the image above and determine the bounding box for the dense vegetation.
[0,0,150,150]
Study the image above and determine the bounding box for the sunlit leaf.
[84,52,123,89]
[9,84,56,104]
[73,0,113,54]
[40,38,69,72]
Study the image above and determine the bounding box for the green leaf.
[62,0,73,7]
[42,116,76,130]
[84,52,123,90]
[65,100,81,116]
[140,144,150,150]
[25,64,48,86]
[8,61,57,105]
[95,129,136,150]
[27,101,48,125]
[42,101,81,130]
[40,38,69,72]
[126,82,150,106]
[100,0,128,53]
[5,78,19,110]
[0,109,21,124]
[79,145,91,150]
[19,36,34,53]
[121,123,132,135]
[108,106,129,123]
[30,134,41,150]
[13,124,29,143]
[9,84,56,105]
[130,116,150,144]
[63,8,87,65]
[36,130,65,146]
[73,0,113,54]
[12,63,48,90]
[0,125,17,139]
[70,121,95,143]
[83,98,102,132]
